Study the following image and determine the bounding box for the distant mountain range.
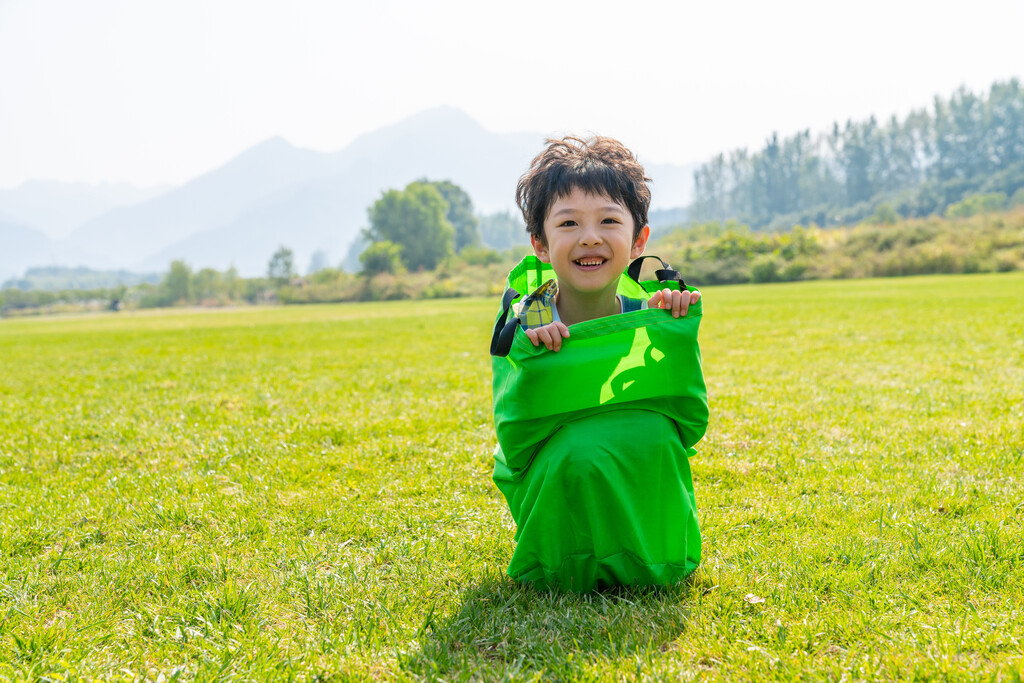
[0,180,170,241]
[0,107,696,280]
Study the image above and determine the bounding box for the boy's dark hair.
[515,136,652,245]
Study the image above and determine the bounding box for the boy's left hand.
[648,288,701,318]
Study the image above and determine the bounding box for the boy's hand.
[648,288,701,318]
[524,321,570,352]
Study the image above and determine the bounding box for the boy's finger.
[545,323,568,352]
[538,327,555,351]
[525,329,540,346]
[690,291,701,304]
[675,292,687,317]
[540,327,561,352]
[536,328,549,349]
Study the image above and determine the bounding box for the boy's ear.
[531,234,550,263]
[630,225,651,259]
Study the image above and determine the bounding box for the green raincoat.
[491,256,708,591]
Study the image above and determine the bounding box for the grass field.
[1,272,1023,681]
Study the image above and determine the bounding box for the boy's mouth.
[574,257,606,270]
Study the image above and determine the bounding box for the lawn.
[1,272,1022,681]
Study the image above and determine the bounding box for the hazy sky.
[2,0,1022,190]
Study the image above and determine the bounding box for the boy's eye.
[558,220,578,227]
[602,218,621,224]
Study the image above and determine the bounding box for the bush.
[945,193,1007,218]
[751,256,780,283]
[361,273,411,301]
[871,203,901,225]
[360,241,406,275]
[781,259,810,281]
[459,245,502,266]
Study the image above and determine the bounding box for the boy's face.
[531,187,649,304]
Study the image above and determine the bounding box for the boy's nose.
[579,224,603,245]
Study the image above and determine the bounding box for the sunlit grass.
[1,274,1022,680]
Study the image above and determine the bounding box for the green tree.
[422,179,480,251]
[359,240,405,275]
[366,182,454,270]
[268,246,296,286]
[459,245,502,265]
[223,266,244,301]
[1011,187,1024,207]
[479,211,525,250]
[872,203,900,225]
[689,78,1024,227]
[945,192,1007,218]
[193,268,223,302]
[162,260,193,304]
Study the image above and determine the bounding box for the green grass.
[1,273,1023,681]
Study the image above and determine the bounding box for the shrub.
[459,246,502,266]
[751,256,780,283]
[871,203,900,225]
[360,241,406,276]
[1010,188,1024,208]
[945,193,1007,219]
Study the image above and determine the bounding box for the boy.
[490,135,708,591]
[515,135,700,350]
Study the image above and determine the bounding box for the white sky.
[1,0,1022,190]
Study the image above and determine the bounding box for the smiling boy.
[491,135,709,591]
[516,136,700,351]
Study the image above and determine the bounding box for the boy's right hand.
[524,321,570,352]
[648,288,701,318]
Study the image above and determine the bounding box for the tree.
[359,240,405,275]
[162,260,193,304]
[193,268,223,302]
[366,182,454,270]
[479,211,525,250]
[945,192,1007,218]
[687,78,1024,227]
[422,179,481,251]
[691,153,730,222]
[986,79,1024,169]
[224,266,244,301]
[267,246,296,286]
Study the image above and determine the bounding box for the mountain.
[327,106,543,212]
[60,137,337,270]
[0,221,52,282]
[130,108,550,275]
[9,108,696,279]
[136,181,369,275]
[0,181,168,240]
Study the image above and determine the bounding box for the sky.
[1,0,1022,190]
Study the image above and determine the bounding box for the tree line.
[8,111,1024,318]
[690,79,1024,229]
[652,205,1024,285]
[0,177,528,315]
